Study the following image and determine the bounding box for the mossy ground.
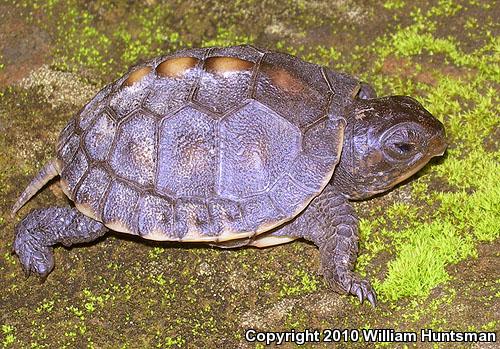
[0,0,498,348]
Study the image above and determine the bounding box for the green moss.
[52,7,113,74]
[201,27,254,47]
[163,336,185,348]
[352,0,499,304]
[1,324,16,347]
[383,0,406,10]
[301,45,342,67]
[376,221,475,301]
[113,4,186,66]
[279,269,319,298]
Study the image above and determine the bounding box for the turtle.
[12,45,447,306]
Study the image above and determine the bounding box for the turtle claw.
[354,285,363,303]
[321,265,378,306]
[367,292,377,307]
[349,277,377,307]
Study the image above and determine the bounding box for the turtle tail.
[11,158,61,217]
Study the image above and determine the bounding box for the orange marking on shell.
[262,64,305,93]
[156,57,199,78]
[123,66,152,86]
[205,57,254,74]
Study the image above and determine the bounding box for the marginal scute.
[84,112,116,161]
[207,198,242,235]
[269,175,315,216]
[123,66,152,86]
[240,195,284,232]
[205,57,254,74]
[110,89,149,119]
[176,199,215,238]
[77,85,112,131]
[136,194,174,238]
[208,45,263,63]
[102,180,140,234]
[209,199,242,223]
[144,67,198,116]
[288,154,336,191]
[58,133,80,165]
[194,57,253,114]
[60,150,88,198]
[323,69,360,118]
[75,166,110,219]
[303,118,346,159]
[57,119,75,150]
[156,57,199,78]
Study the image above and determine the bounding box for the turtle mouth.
[388,160,429,189]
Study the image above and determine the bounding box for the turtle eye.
[386,141,418,160]
[394,142,414,154]
[382,123,424,161]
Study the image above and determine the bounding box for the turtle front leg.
[271,186,376,306]
[13,207,108,277]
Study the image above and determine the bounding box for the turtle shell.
[56,45,361,242]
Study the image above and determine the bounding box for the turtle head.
[333,96,447,200]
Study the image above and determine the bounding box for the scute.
[109,111,156,187]
[323,69,360,117]
[288,154,337,191]
[57,45,354,242]
[269,175,316,216]
[144,59,200,116]
[254,51,331,128]
[208,45,263,63]
[218,101,301,199]
[156,106,217,197]
[303,118,346,159]
[75,166,111,219]
[102,180,140,234]
[193,57,254,114]
[77,85,112,131]
[61,150,88,197]
[175,198,214,238]
[58,133,79,165]
[84,111,116,161]
[110,66,155,118]
[240,195,284,233]
[155,57,199,78]
[137,194,175,238]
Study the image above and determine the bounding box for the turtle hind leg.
[13,207,108,277]
[11,158,60,216]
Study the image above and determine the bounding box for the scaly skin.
[13,207,108,277]
[271,185,377,306]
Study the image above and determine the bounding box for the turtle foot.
[12,207,108,278]
[321,267,377,307]
[13,228,54,278]
[348,276,377,307]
